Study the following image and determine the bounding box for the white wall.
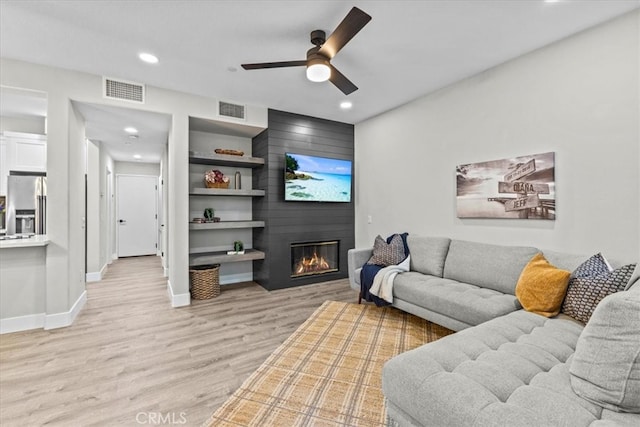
[86,139,101,279]
[160,145,169,273]
[68,103,87,310]
[114,161,161,176]
[355,11,639,262]
[100,149,115,268]
[0,115,45,134]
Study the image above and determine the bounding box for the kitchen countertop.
[0,234,49,249]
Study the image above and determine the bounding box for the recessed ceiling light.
[133,154,142,159]
[139,52,159,64]
[124,127,138,134]
[340,101,353,110]
[544,0,559,3]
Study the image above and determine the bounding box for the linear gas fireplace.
[291,241,339,278]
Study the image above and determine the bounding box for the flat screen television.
[285,153,352,202]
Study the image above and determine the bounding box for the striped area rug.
[204,300,453,427]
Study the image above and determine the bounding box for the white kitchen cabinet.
[4,132,47,173]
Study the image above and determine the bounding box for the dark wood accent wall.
[252,109,355,290]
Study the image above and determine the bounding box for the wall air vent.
[103,77,145,103]
[218,101,246,120]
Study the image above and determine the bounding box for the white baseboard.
[1,313,45,334]
[1,290,87,334]
[163,266,169,278]
[112,253,118,261]
[167,280,190,307]
[86,271,101,282]
[86,263,109,282]
[44,290,87,330]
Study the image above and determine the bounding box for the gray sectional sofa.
[347,236,640,427]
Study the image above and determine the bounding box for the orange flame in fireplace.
[295,252,330,275]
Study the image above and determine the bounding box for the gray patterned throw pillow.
[562,254,636,323]
[367,234,405,267]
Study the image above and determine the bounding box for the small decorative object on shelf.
[227,240,245,254]
[227,250,246,255]
[235,171,241,189]
[204,208,214,220]
[191,216,220,223]
[215,148,244,156]
[204,169,230,188]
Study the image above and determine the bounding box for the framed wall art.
[456,152,555,220]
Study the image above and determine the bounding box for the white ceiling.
[1,0,638,163]
[72,102,171,163]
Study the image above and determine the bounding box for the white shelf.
[189,249,265,267]
[189,220,265,230]
[190,188,265,197]
[189,151,264,168]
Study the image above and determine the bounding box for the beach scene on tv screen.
[285,153,352,202]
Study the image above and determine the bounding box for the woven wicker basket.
[205,181,230,189]
[189,265,221,299]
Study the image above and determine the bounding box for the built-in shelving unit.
[188,119,266,283]
[189,151,264,168]
[190,188,265,197]
[189,248,266,267]
[188,220,265,230]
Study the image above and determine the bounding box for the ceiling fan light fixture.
[306,58,331,82]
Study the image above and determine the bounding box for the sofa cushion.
[393,272,521,326]
[570,288,640,413]
[406,236,451,277]
[562,263,636,323]
[443,240,538,295]
[383,310,595,427]
[515,253,571,317]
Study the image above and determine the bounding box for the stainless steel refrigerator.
[6,174,47,235]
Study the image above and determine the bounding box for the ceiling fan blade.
[241,60,306,70]
[329,65,358,95]
[319,7,372,59]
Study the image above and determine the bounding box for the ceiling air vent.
[218,101,245,120]
[103,77,145,103]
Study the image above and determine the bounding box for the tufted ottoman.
[382,308,640,426]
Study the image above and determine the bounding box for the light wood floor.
[0,256,355,426]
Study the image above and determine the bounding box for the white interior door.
[117,175,157,257]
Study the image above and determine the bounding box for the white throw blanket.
[368,255,411,303]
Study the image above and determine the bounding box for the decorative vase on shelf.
[204,169,230,188]
[235,171,241,190]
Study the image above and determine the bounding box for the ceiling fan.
[241,7,372,95]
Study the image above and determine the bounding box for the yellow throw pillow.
[516,253,571,317]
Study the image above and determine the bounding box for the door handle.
[119,219,126,224]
